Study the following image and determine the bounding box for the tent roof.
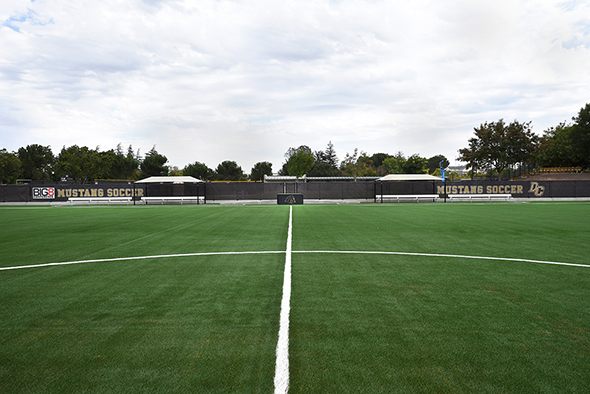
[377,174,442,181]
[135,176,202,184]
[264,175,380,182]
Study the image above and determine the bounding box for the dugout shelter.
[135,176,205,204]
[375,174,443,203]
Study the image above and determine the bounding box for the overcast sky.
[1,0,589,173]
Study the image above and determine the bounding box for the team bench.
[69,197,133,205]
[376,194,440,203]
[448,194,512,202]
[141,196,205,205]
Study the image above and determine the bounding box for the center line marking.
[274,205,292,394]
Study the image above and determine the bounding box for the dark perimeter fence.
[1,179,590,203]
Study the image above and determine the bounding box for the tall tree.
[16,144,55,180]
[536,123,575,167]
[55,145,103,184]
[370,153,391,175]
[104,143,140,180]
[458,119,537,180]
[285,145,312,159]
[403,154,428,174]
[140,146,168,178]
[0,149,22,184]
[283,146,314,177]
[570,103,590,168]
[215,160,245,181]
[340,148,368,178]
[250,161,273,182]
[314,141,339,168]
[308,162,340,177]
[310,141,340,177]
[357,152,378,176]
[382,151,406,174]
[427,155,449,174]
[184,161,213,180]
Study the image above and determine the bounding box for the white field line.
[0,251,286,271]
[2,249,588,272]
[274,205,292,394]
[293,251,590,268]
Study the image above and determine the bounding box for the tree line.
[1,104,588,184]
[0,140,449,184]
[458,103,590,180]
[276,142,449,180]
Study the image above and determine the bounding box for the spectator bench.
[448,194,512,202]
[376,194,440,203]
[141,196,205,205]
[69,197,132,205]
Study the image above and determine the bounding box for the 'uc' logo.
[528,182,545,197]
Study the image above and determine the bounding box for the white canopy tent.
[375,173,443,203]
[134,176,205,204]
[377,174,442,181]
[135,176,202,184]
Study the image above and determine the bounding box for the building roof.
[135,176,202,184]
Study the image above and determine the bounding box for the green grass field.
[1,203,589,393]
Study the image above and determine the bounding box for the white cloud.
[1,0,589,172]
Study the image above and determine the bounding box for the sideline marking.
[1,250,588,272]
[293,251,590,268]
[0,251,285,271]
[274,205,292,394]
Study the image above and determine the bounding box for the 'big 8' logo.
[32,187,55,199]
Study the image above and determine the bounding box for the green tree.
[536,123,575,167]
[310,141,341,177]
[55,145,103,184]
[369,153,391,175]
[314,141,339,168]
[458,119,537,180]
[404,154,428,174]
[103,144,140,180]
[570,103,590,168]
[382,151,406,174]
[250,161,273,182]
[215,161,245,181]
[0,149,22,184]
[427,155,449,174]
[370,153,391,169]
[308,162,340,177]
[16,144,55,180]
[534,104,590,169]
[340,148,370,178]
[357,153,378,176]
[140,146,168,178]
[284,146,314,177]
[184,161,213,180]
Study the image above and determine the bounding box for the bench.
[141,196,205,205]
[376,194,440,203]
[69,197,132,205]
[448,194,512,202]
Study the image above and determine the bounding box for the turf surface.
[1,203,589,393]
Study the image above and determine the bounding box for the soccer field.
[1,203,589,393]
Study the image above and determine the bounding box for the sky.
[1,0,589,173]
